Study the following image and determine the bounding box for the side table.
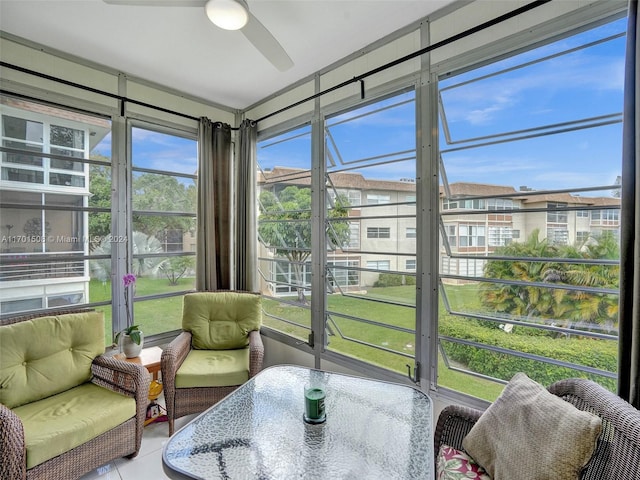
[115,345,162,381]
[115,346,166,426]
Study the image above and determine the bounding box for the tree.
[159,256,195,285]
[258,185,350,303]
[90,231,165,281]
[88,161,112,251]
[132,173,196,241]
[481,229,619,333]
[89,168,197,251]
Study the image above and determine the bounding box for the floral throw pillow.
[437,445,492,480]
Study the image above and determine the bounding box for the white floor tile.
[116,449,171,480]
[79,462,122,480]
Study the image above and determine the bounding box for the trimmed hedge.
[439,315,617,391]
[374,273,403,287]
[374,273,416,287]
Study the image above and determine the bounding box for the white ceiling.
[0,0,455,110]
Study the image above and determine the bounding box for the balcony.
[0,253,85,282]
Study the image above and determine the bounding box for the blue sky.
[92,127,197,180]
[438,18,626,193]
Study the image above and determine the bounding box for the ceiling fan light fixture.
[205,0,248,31]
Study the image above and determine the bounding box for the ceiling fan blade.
[241,12,294,72]
[103,0,206,6]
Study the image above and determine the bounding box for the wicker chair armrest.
[90,355,149,455]
[549,378,640,448]
[0,403,27,480]
[91,355,150,398]
[161,332,191,387]
[248,329,264,378]
[162,331,191,373]
[433,405,483,462]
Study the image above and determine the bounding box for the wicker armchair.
[0,310,150,480]
[434,378,640,479]
[161,291,264,435]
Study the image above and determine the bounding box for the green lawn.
[89,277,193,344]
[93,279,610,403]
[263,285,506,401]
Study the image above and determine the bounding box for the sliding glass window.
[129,125,197,336]
[256,91,418,376]
[324,90,417,373]
[257,124,313,342]
[437,17,625,400]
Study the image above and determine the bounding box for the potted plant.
[116,324,144,358]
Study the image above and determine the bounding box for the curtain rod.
[0,0,549,128]
[0,61,208,123]
[256,0,550,123]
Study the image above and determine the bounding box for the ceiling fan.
[102,0,294,71]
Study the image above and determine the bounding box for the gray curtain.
[196,118,232,291]
[236,119,258,292]
[619,0,639,408]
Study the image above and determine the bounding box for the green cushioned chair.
[161,291,264,435]
[0,310,150,480]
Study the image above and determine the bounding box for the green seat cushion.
[176,348,250,388]
[13,382,136,469]
[182,292,261,350]
[0,312,105,408]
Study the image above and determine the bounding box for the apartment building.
[0,98,110,314]
[258,167,621,296]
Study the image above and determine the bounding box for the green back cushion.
[0,312,105,409]
[182,292,262,350]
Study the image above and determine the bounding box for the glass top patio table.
[162,364,433,480]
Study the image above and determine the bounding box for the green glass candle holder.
[303,385,326,424]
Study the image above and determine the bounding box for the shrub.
[439,315,617,391]
[373,273,416,287]
[374,273,403,287]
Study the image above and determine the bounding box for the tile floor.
[79,397,196,480]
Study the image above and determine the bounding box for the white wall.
[0,35,236,127]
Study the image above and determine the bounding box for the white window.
[366,260,390,270]
[367,227,390,239]
[488,199,518,210]
[547,203,568,223]
[406,259,416,270]
[444,224,457,247]
[367,193,391,205]
[576,231,589,243]
[328,260,360,287]
[591,209,620,225]
[459,225,485,247]
[406,227,416,239]
[488,226,513,247]
[346,222,360,249]
[547,227,569,245]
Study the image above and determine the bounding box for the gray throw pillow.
[462,373,602,480]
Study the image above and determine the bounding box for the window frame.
[367,226,391,239]
[251,3,626,404]
[127,119,198,338]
